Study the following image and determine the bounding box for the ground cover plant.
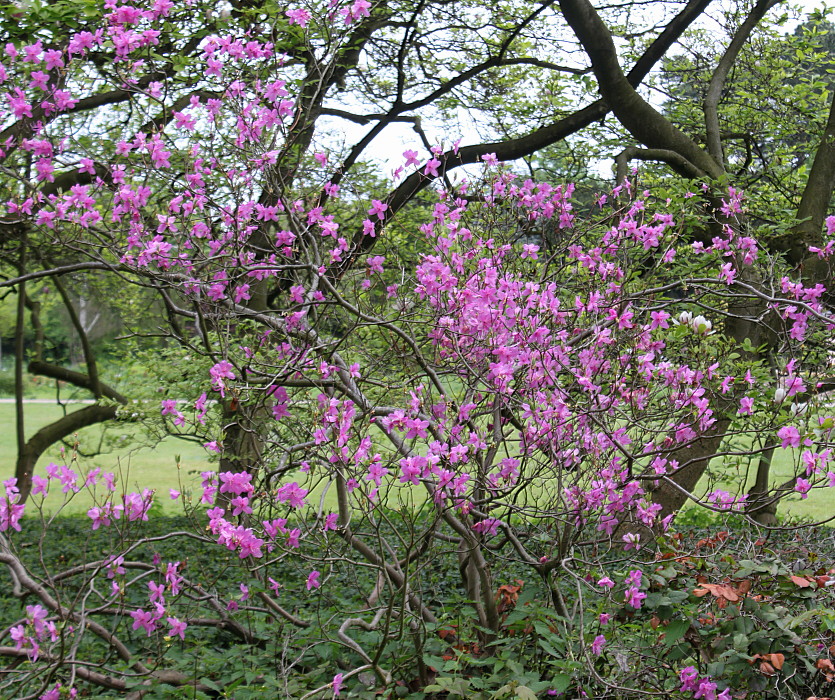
[3,0,835,698]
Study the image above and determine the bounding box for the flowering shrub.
[1,1,835,697]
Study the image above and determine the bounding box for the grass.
[0,403,212,516]
[1,401,832,524]
[700,432,835,524]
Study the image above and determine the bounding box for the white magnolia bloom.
[677,311,693,325]
[789,402,808,417]
[690,315,712,334]
[773,386,788,404]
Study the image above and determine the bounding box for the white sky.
[321,0,834,185]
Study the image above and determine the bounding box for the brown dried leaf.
[816,658,835,672]
[767,653,785,671]
[760,661,776,676]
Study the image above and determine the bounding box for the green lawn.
[1,402,832,524]
[700,432,835,524]
[0,403,212,516]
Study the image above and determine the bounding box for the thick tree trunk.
[649,418,731,520]
[16,404,120,502]
[745,446,779,526]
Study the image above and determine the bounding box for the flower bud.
[690,315,712,334]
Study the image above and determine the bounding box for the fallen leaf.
[765,653,785,671]
[816,659,835,672]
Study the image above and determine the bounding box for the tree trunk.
[16,404,119,502]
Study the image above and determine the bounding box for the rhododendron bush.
[2,0,835,697]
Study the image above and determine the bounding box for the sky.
[318,0,834,185]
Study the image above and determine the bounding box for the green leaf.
[663,619,690,646]
[198,678,221,692]
[549,674,572,694]
[423,654,444,670]
[732,633,749,651]
[514,687,538,700]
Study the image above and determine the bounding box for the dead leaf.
[765,653,785,671]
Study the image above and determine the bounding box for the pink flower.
[521,244,539,260]
[148,581,165,603]
[367,255,385,275]
[624,586,646,609]
[130,608,157,636]
[209,360,235,397]
[591,634,606,655]
[167,617,187,640]
[622,532,641,550]
[31,475,48,496]
[276,481,308,508]
[777,425,801,449]
[286,8,311,26]
[795,478,811,498]
[367,199,388,220]
[680,666,699,692]
[332,673,344,697]
[306,570,321,590]
[424,158,441,177]
[403,150,420,168]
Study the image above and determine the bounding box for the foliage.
[656,9,835,226]
[5,513,835,698]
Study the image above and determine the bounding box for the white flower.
[790,402,808,416]
[690,315,712,334]
[773,387,787,404]
[677,311,693,325]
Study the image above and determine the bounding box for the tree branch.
[615,145,708,182]
[557,0,723,180]
[334,0,715,273]
[704,0,780,167]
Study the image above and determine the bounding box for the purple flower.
[209,360,235,397]
[167,617,187,640]
[130,608,157,637]
[306,570,321,591]
[285,8,311,27]
[777,425,801,449]
[624,586,646,609]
